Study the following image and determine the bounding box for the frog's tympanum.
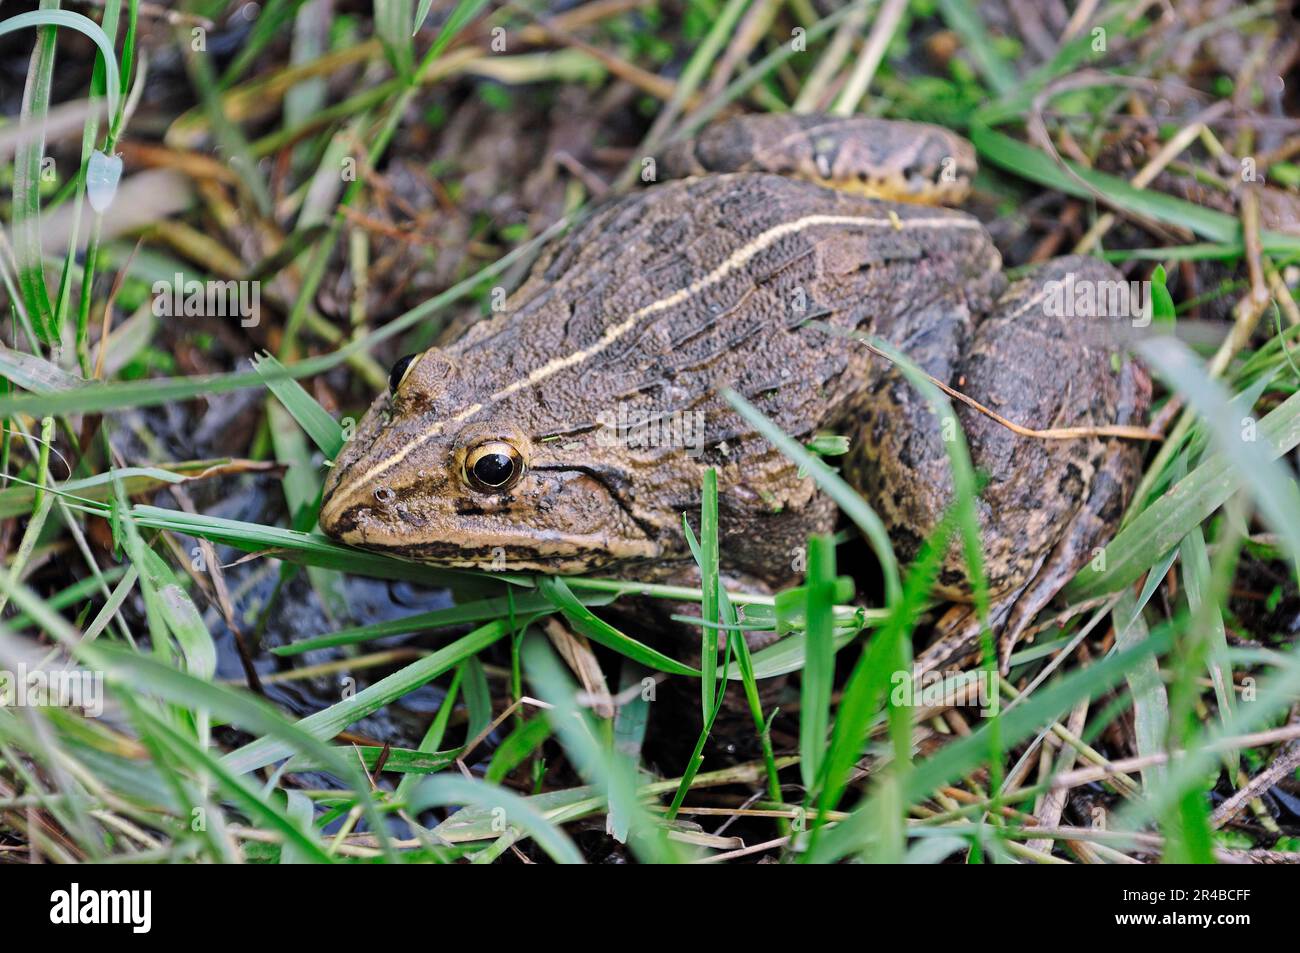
[320,115,1150,672]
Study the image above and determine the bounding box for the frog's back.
[449,173,1002,450]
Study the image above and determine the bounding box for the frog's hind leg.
[915,434,1144,675]
[854,256,1151,674]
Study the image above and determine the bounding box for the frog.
[319,114,1151,673]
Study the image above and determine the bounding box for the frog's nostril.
[374,486,396,506]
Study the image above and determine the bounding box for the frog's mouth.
[324,521,661,575]
[319,464,662,575]
[349,535,660,575]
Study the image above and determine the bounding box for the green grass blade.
[1066,388,1300,600]
[375,0,415,78]
[971,123,1300,256]
[412,0,437,36]
[408,774,584,864]
[0,11,122,118]
[538,576,700,677]
[809,625,1175,861]
[292,745,460,775]
[485,716,551,785]
[1136,338,1300,563]
[1112,590,1168,790]
[222,619,514,774]
[271,590,618,656]
[420,0,492,69]
[10,7,59,342]
[697,468,720,720]
[521,632,672,861]
[935,0,1016,95]
[811,517,952,849]
[0,336,85,391]
[252,352,346,458]
[799,534,836,795]
[125,504,475,585]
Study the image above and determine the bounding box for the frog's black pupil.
[473,452,514,488]
[388,354,416,394]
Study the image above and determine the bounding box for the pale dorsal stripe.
[335,212,982,498]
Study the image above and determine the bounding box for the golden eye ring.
[464,441,525,493]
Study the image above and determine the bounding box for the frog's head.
[318,348,662,573]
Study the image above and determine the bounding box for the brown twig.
[507,0,684,105]
[1038,722,1300,793]
[1211,741,1300,829]
[841,331,1164,443]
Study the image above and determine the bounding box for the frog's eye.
[464,441,525,493]
[388,354,418,395]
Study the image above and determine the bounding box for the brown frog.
[319,114,1151,672]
